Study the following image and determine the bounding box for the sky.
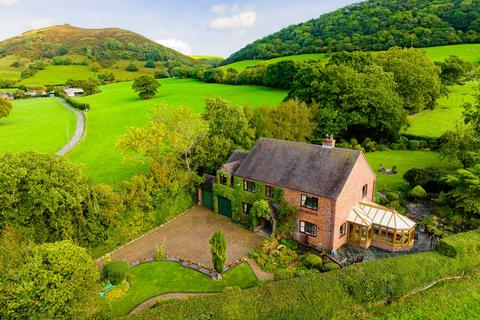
[0,0,361,57]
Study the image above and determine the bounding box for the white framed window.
[299,221,317,236]
[301,194,318,210]
[243,180,256,192]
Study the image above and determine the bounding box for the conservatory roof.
[347,202,416,230]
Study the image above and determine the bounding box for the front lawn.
[365,150,460,192]
[109,261,257,316]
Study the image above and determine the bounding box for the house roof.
[232,138,362,199]
[220,151,249,175]
[348,202,416,230]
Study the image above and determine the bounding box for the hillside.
[223,0,480,64]
[0,24,193,64]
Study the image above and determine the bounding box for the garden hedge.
[130,230,480,320]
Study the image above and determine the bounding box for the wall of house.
[332,154,376,250]
[283,187,335,250]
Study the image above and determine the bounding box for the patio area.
[98,206,265,269]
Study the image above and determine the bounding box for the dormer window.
[219,175,228,185]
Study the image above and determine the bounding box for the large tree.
[440,122,480,169]
[0,97,12,119]
[287,64,406,142]
[0,152,118,246]
[0,235,99,320]
[193,98,255,174]
[209,229,227,274]
[376,48,441,113]
[132,75,160,99]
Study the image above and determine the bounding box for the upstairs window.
[243,202,252,214]
[219,175,228,185]
[265,185,274,198]
[243,179,256,193]
[300,221,317,236]
[301,194,318,210]
[362,184,368,197]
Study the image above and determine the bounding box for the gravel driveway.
[98,206,264,268]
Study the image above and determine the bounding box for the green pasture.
[109,261,257,317]
[0,97,75,154]
[218,53,328,72]
[365,150,459,192]
[68,78,286,184]
[406,81,478,137]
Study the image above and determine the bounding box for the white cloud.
[208,11,256,34]
[210,3,240,15]
[29,18,54,30]
[0,0,20,5]
[156,38,193,55]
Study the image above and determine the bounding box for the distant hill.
[223,0,480,65]
[0,24,193,65]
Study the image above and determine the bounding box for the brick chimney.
[322,135,336,148]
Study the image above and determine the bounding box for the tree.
[132,75,160,99]
[440,122,480,168]
[0,152,118,246]
[444,165,480,229]
[144,59,156,68]
[0,239,99,320]
[288,64,406,142]
[436,55,471,85]
[91,61,101,72]
[376,48,441,113]
[97,72,115,84]
[203,68,225,83]
[209,230,227,273]
[193,98,255,173]
[0,97,13,119]
[463,89,480,134]
[263,60,300,89]
[249,200,270,230]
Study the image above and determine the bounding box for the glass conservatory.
[347,202,416,252]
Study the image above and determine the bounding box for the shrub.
[126,63,138,72]
[154,69,170,79]
[410,185,427,199]
[323,262,341,272]
[144,59,156,68]
[407,140,421,150]
[436,229,480,258]
[249,238,298,272]
[103,261,130,285]
[386,192,400,202]
[155,238,166,261]
[274,268,319,280]
[105,280,130,300]
[304,254,323,270]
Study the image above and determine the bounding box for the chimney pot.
[323,136,336,148]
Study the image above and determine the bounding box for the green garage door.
[202,190,214,210]
[218,196,232,218]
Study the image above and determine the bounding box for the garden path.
[56,98,85,156]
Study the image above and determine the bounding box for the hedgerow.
[130,230,480,320]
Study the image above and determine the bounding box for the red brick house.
[200,138,416,252]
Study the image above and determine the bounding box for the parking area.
[100,206,265,268]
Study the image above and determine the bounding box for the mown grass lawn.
[68,78,286,184]
[366,273,480,319]
[422,43,480,63]
[406,81,478,137]
[365,150,460,192]
[0,98,76,155]
[109,261,257,317]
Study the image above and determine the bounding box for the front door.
[217,196,232,218]
[202,190,214,210]
[348,223,361,244]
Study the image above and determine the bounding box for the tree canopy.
[223,0,480,64]
[0,97,12,119]
[132,75,160,99]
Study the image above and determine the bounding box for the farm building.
[64,88,84,97]
[0,93,14,101]
[199,138,416,253]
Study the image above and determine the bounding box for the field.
[0,98,75,155]
[218,53,328,72]
[68,78,287,184]
[406,80,478,137]
[110,261,257,317]
[365,150,460,192]
[219,44,480,71]
[366,273,480,319]
[18,60,156,86]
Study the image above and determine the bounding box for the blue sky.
[0,0,361,57]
